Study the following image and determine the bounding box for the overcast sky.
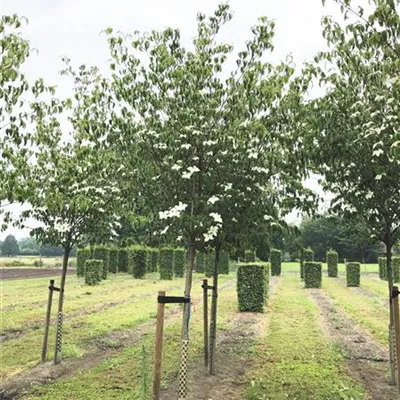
[1,0,353,240]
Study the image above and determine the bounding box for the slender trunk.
[208,244,220,375]
[177,241,195,398]
[386,239,396,385]
[54,244,71,364]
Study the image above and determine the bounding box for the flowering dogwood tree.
[86,4,318,388]
[307,0,400,383]
[21,64,125,365]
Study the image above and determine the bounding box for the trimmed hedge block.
[174,248,185,277]
[379,257,387,280]
[270,249,281,276]
[118,248,128,273]
[304,261,322,288]
[301,248,314,280]
[394,257,400,283]
[196,252,205,273]
[84,259,103,285]
[326,249,338,278]
[245,250,256,263]
[219,251,229,275]
[237,263,269,312]
[159,248,174,280]
[205,251,215,278]
[148,249,159,273]
[76,247,91,277]
[108,247,119,273]
[346,262,360,287]
[92,245,109,280]
[129,246,148,279]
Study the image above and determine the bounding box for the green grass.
[323,278,389,345]
[246,275,365,400]
[21,284,240,399]
[282,262,379,274]
[1,272,234,379]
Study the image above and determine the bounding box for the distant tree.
[18,237,40,255]
[1,235,20,256]
[39,244,64,257]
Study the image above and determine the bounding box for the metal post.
[392,286,400,390]
[153,291,166,400]
[41,279,55,363]
[203,279,209,368]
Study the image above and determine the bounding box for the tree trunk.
[54,245,71,364]
[177,241,195,398]
[386,239,396,385]
[208,244,220,375]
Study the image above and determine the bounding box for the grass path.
[245,274,365,400]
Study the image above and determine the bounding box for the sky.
[0,0,350,239]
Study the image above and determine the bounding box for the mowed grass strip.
[359,275,391,301]
[1,273,233,379]
[323,278,389,345]
[246,275,365,400]
[21,285,240,400]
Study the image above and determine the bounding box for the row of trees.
[1,0,399,385]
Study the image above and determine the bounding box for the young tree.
[20,63,125,365]
[307,0,400,383]
[1,234,20,256]
[88,4,316,386]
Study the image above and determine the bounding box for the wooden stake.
[203,279,209,368]
[41,279,55,363]
[153,291,166,400]
[392,286,400,390]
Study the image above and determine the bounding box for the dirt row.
[0,268,75,281]
[161,276,281,400]
[0,279,236,400]
[308,286,399,400]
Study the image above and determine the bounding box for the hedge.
[159,248,174,280]
[394,257,400,283]
[174,248,185,277]
[84,260,103,285]
[108,247,119,273]
[237,263,269,312]
[326,249,338,278]
[129,246,148,279]
[379,257,387,280]
[76,247,91,277]
[196,252,205,273]
[270,249,281,276]
[301,248,314,280]
[304,261,322,288]
[346,262,360,287]
[219,251,229,275]
[92,245,109,280]
[148,249,159,273]
[118,248,129,273]
[244,250,256,263]
[205,251,215,278]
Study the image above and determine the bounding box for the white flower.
[220,150,228,155]
[182,165,200,179]
[372,149,384,157]
[177,235,182,241]
[171,164,182,171]
[232,217,238,222]
[204,224,220,242]
[54,222,71,233]
[160,225,169,234]
[208,195,219,205]
[375,174,383,180]
[159,202,188,219]
[204,140,217,146]
[248,151,258,159]
[224,183,232,191]
[154,143,167,149]
[210,212,223,224]
[181,143,191,149]
[263,215,273,221]
[207,151,213,156]
[366,191,374,200]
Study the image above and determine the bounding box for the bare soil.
[160,276,280,400]
[309,288,399,400]
[0,268,75,281]
[0,280,236,400]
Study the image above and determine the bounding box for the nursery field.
[0,264,397,400]
[0,256,76,268]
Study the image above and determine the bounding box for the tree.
[307,0,400,383]
[20,62,125,365]
[85,3,317,382]
[1,235,20,256]
[0,15,53,230]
